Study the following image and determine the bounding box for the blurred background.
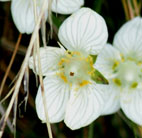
[0,0,142,138]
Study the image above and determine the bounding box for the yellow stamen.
[65,51,72,58]
[60,73,68,83]
[120,54,125,62]
[137,61,142,66]
[79,80,91,87]
[112,60,120,70]
[57,72,68,83]
[58,58,69,66]
[88,68,95,75]
[112,78,122,86]
[72,51,81,56]
[130,82,138,88]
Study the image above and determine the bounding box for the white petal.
[64,83,105,130]
[113,17,142,58]
[35,75,70,123]
[120,88,142,125]
[99,84,120,115]
[11,0,48,34]
[52,0,84,14]
[58,8,108,55]
[29,46,65,76]
[95,44,121,79]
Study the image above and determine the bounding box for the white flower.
[52,0,84,14]
[29,8,108,130]
[11,0,47,34]
[1,0,84,34]
[95,17,142,125]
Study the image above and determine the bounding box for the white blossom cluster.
[1,0,142,130]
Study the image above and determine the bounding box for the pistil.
[57,51,95,88]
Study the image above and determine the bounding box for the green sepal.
[91,69,109,84]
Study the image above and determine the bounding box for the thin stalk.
[0,34,22,96]
[127,0,135,19]
[132,0,140,16]
[48,0,53,38]
[0,85,15,104]
[138,126,142,137]
[0,0,48,137]
[0,104,13,133]
[88,123,94,138]
[138,1,142,14]
[41,17,47,47]
[13,97,18,138]
[121,0,129,20]
[33,0,53,137]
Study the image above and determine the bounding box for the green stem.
[88,123,94,138]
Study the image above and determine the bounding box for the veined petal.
[11,0,48,34]
[35,75,70,123]
[120,89,142,125]
[99,84,120,115]
[113,17,142,58]
[52,0,84,14]
[29,46,65,76]
[58,8,108,55]
[64,83,105,130]
[95,44,121,79]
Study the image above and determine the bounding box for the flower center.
[112,60,141,89]
[57,51,94,87]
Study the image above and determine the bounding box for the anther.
[70,72,74,76]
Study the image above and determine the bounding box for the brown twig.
[121,0,129,20]
[138,126,142,137]
[127,0,135,19]
[0,34,22,96]
[133,0,140,16]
